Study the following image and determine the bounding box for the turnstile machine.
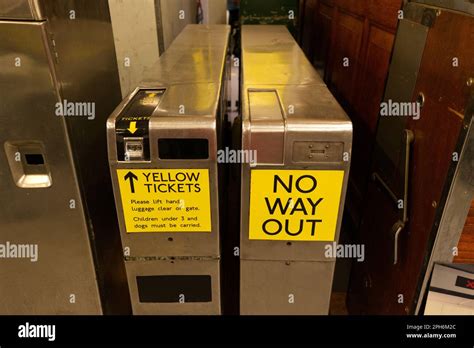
[239,25,352,314]
[107,24,230,314]
[0,0,127,314]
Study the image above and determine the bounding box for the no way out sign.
[249,170,344,241]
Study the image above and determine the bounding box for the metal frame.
[415,93,474,314]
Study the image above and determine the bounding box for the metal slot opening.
[158,138,209,159]
[25,154,45,165]
[124,137,145,161]
[4,141,52,188]
[136,275,212,303]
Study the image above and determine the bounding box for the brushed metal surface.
[240,260,335,315]
[108,25,230,259]
[107,25,230,314]
[374,17,428,189]
[0,20,101,314]
[240,26,352,262]
[248,89,285,165]
[241,25,324,87]
[39,0,129,314]
[0,0,44,20]
[239,25,352,314]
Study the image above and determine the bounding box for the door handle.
[373,129,414,265]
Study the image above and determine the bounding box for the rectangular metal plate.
[249,89,285,165]
[292,141,344,163]
[240,259,335,314]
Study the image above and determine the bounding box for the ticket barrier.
[239,25,353,314]
[107,25,230,314]
[0,0,126,314]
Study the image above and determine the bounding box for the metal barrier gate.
[107,24,230,314]
[239,25,352,314]
[0,0,125,314]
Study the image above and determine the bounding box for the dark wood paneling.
[313,2,333,73]
[335,0,366,17]
[349,9,473,314]
[301,0,319,61]
[368,0,401,31]
[329,11,364,105]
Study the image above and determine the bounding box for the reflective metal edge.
[414,93,474,314]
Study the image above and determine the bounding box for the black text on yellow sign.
[117,169,211,233]
[249,170,344,241]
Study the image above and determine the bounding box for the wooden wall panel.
[313,2,333,73]
[329,11,364,106]
[368,0,401,30]
[335,0,366,17]
[301,0,318,61]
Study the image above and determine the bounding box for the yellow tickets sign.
[249,170,344,241]
[117,169,211,233]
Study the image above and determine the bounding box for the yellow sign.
[117,169,211,233]
[249,170,344,241]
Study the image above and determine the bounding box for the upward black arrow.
[124,171,138,193]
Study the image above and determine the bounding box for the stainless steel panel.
[240,260,335,314]
[0,0,44,20]
[108,26,230,259]
[239,25,352,315]
[40,0,129,314]
[126,258,221,315]
[241,25,324,86]
[0,21,101,314]
[249,89,285,165]
[141,24,231,84]
[374,17,428,187]
[240,84,351,261]
[107,24,230,314]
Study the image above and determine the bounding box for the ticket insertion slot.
[115,89,165,162]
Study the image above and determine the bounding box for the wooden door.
[348,7,474,314]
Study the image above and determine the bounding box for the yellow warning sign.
[249,170,344,241]
[117,169,211,233]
